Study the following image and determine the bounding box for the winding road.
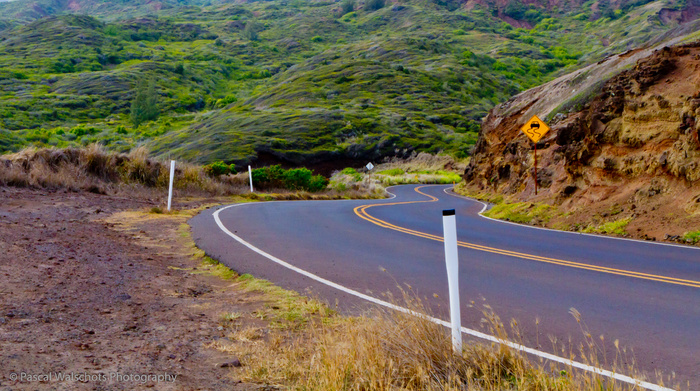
[190,185,700,389]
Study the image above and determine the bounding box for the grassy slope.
[0,0,695,169]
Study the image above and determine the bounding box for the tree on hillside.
[130,80,159,127]
[341,0,355,15]
[243,20,259,41]
[365,0,385,11]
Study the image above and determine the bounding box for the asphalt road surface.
[190,185,700,389]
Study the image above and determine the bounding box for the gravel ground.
[0,187,264,390]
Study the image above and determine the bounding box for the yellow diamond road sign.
[520,115,550,143]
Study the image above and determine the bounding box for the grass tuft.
[484,201,557,224]
[582,218,631,235]
[682,229,700,243]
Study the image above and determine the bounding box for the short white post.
[442,209,462,352]
[167,160,175,211]
[248,165,254,193]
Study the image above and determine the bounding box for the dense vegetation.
[251,165,329,191]
[0,0,697,170]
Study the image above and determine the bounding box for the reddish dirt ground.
[0,187,263,390]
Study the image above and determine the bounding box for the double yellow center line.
[354,186,700,289]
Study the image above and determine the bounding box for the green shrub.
[252,164,286,187]
[52,59,75,73]
[204,161,236,177]
[311,36,323,42]
[682,230,700,243]
[130,80,159,126]
[252,165,328,192]
[340,0,355,15]
[283,167,313,190]
[70,126,100,137]
[341,11,357,22]
[307,174,329,192]
[365,0,385,11]
[243,20,259,41]
[216,94,238,108]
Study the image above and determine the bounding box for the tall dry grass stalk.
[379,151,468,173]
[0,145,249,197]
[210,288,668,391]
[295,295,569,391]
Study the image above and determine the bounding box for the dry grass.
[0,145,388,200]
[379,151,469,173]
[329,152,467,193]
[327,172,390,197]
[372,152,466,187]
[0,145,248,196]
[205,284,666,391]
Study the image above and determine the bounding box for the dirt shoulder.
[0,187,266,390]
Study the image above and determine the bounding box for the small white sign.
[366,162,374,171]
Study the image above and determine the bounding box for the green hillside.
[0,0,698,170]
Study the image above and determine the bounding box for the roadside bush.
[251,165,328,192]
[204,161,237,177]
[307,174,329,192]
[251,165,285,187]
[283,168,313,190]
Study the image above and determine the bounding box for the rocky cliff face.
[464,41,700,240]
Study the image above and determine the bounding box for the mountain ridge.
[1,0,700,173]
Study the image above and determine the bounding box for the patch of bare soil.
[550,175,700,241]
[0,187,265,390]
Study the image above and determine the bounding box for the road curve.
[189,185,700,389]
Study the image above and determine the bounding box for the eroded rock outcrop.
[464,42,700,238]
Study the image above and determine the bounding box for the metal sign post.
[534,143,538,195]
[520,115,550,196]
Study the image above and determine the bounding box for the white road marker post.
[248,165,254,193]
[167,160,175,211]
[442,209,462,353]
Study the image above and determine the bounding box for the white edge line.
[211,203,675,391]
[443,187,700,252]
